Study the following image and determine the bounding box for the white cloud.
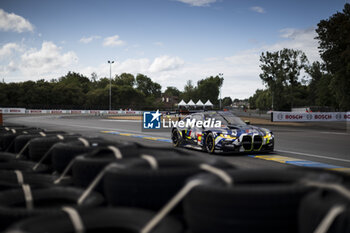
[103,35,125,47]
[154,42,164,47]
[1,26,320,100]
[264,27,320,63]
[76,27,319,100]
[78,56,184,79]
[6,60,18,72]
[149,56,184,72]
[0,9,34,32]
[0,43,21,59]
[20,41,78,75]
[177,0,217,7]
[79,35,101,44]
[250,6,265,14]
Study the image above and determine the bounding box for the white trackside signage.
[272,111,350,122]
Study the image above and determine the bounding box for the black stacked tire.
[0,128,42,152]
[71,145,193,192]
[51,138,122,173]
[72,157,141,192]
[183,169,340,233]
[0,152,17,162]
[0,160,49,173]
[0,186,104,229]
[28,135,81,164]
[103,157,234,212]
[6,207,183,233]
[299,190,350,233]
[0,170,72,188]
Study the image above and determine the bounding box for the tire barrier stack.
[0,125,350,233]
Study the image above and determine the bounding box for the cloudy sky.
[0,0,345,99]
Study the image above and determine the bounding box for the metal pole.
[219,73,223,109]
[108,60,114,110]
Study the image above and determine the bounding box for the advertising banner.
[0,108,26,114]
[272,111,350,122]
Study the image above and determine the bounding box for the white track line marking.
[319,131,350,135]
[67,124,169,138]
[276,150,350,163]
[99,119,140,122]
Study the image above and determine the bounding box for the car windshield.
[204,112,246,126]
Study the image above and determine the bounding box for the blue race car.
[171,111,274,153]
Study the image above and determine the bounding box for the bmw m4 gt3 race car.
[171,111,274,153]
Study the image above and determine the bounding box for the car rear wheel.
[171,129,182,147]
[205,133,215,154]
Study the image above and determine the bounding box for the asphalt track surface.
[4,115,350,170]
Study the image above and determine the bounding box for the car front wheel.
[171,129,182,147]
[205,132,215,154]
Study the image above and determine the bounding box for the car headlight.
[263,132,274,144]
[219,134,237,139]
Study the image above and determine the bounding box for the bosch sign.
[272,111,350,122]
[314,114,332,120]
[285,115,303,120]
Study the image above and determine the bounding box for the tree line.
[249,4,350,111]
[0,71,225,110]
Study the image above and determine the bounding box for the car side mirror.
[245,120,250,125]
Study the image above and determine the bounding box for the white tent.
[187,99,196,107]
[177,100,187,106]
[204,100,213,107]
[196,100,204,107]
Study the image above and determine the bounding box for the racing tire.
[0,180,26,191]
[0,152,18,162]
[0,134,17,152]
[0,160,50,173]
[0,129,43,152]
[299,190,349,233]
[5,207,184,233]
[183,169,340,233]
[14,134,47,157]
[71,157,142,193]
[104,157,235,212]
[51,139,138,174]
[71,144,194,191]
[0,186,104,229]
[28,135,81,164]
[51,142,98,174]
[0,170,73,187]
[171,129,183,147]
[205,132,215,154]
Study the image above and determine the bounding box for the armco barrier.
[272,111,350,122]
[0,108,26,114]
[0,108,143,115]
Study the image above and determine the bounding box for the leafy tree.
[114,73,135,87]
[180,80,197,102]
[222,97,232,107]
[180,76,223,105]
[196,75,223,105]
[259,48,308,110]
[116,85,145,106]
[136,74,161,98]
[305,61,336,107]
[96,78,110,89]
[316,3,350,110]
[90,72,98,82]
[164,86,181,97]
[249,89,271,110]
[59,72,91,94]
